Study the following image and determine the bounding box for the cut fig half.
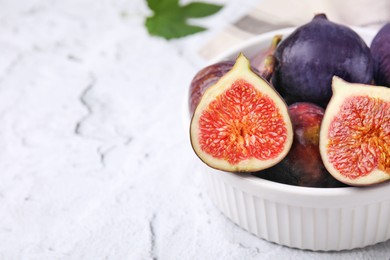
[320,76,390,186]
[190,53,293,172]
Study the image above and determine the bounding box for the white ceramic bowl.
[197,27,390,251]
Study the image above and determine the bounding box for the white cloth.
[199,0,390,60]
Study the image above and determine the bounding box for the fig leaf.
[145,0,223,40]
[182,2,223,18]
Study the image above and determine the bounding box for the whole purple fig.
[255,102,346,188]
[371,23,390,87]
[272,14,374,107]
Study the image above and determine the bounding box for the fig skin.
[319,77,390,186]
[272,13,374,108]
[371,23,390,87]
[256,102,346,188]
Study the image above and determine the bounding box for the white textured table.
[0,1,389,259]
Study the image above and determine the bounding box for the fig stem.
[271,35,283,49]
[260,55,276,81]
[259,35,283,81]
[314,13,327,20]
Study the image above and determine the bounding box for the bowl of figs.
[187,14,390,251]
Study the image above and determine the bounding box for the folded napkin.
[199,0,390,61]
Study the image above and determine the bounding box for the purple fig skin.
[254,102,346,188]
[272,14,374,108]
[371,23,390,87]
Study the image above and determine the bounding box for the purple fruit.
[371,23,390,87]
[255,102,346,188]
[272,14,374,107]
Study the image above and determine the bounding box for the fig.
[190,54,293,172]
[256,102,345,188]
[319,76,390,186]
[272,14,374,107]
[371,23,390,87]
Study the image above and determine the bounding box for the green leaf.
[146,14,206,40]
[182,2,223,18]
[144,0,223,39]
[146,0,179,12]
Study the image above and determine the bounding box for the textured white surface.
[0,0,389,259]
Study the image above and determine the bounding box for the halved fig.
[320,76,390,186]
[190,53,293,172]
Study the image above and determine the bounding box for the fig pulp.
[273,14,374,107]
[320,76,390,186]
[190,54,293,172]
[371,23,390,87]
[257,102,345,188]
